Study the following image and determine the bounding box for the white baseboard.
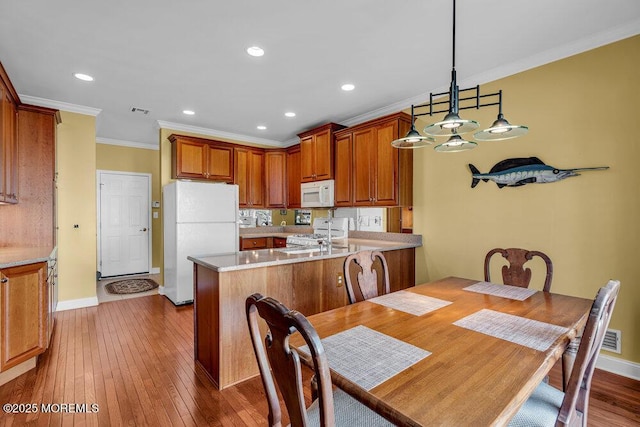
[158,285,165,295]
[150,267,160,274]
[0,357,36,386]
[56,296,99,311]
[597,353,640,381]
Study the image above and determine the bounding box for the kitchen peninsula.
[188,231,421,389]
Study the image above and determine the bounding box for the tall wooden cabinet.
[334,112,413,207]
[169,134,234,182]
[286,145,301,208]
[264,150,286,208]
[0,63,19,204]
[234,147,264,208]
[334,133,353,207]
[298,123,345,182]
[0,262,48,371]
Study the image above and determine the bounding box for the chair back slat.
[246,294,335,427]
[557,280,620,425]
[343,251,391,304]
[484,247,553,292]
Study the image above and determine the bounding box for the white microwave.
[301,179,335,208]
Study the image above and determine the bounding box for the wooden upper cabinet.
[0,66,19,205]
[286,145,302,208]
[234,147,264,208]
[334,132,353,207]
[265,150,286,208]
[338,112,413,207]
[169,134,234,182]
[15,105,59,248]
[352,127,376,205]
[298,123,345,182]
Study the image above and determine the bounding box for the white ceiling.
[1,0,639,149]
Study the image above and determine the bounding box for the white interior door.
[98,171,150,277]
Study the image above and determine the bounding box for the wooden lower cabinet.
[0,262,47,371]
[193,248,415,389]
[239,237,269,250]
[239,236,287,250]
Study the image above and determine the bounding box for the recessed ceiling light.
[74,73,94,82]
[257,125,267,130]
[247,46,265,57]
[341,83,355,91]
[183,110,195,115]
[284,112,296,118]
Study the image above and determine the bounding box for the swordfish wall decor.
[468,157,609,188]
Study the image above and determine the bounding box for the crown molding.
[335,20,640,129]
[157,120,286,148]
[96,137,159,151]
[18,95,102,116]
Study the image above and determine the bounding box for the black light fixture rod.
[449,0,459,115]
[452,0,456,70]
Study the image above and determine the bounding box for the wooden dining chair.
[484,247,553,292]
[508,280,620,427]
[245,293,393,427]
[343,250,391,304]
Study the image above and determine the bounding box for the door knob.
[140,228,147,232]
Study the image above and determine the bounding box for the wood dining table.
[291,276,593,426]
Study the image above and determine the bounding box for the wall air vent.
[602,329,621,353]
[131,107,150,115]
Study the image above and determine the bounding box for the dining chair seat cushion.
[508,381,582,426]
[306,388,394,427]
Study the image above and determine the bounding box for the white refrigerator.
[163,181,239,305]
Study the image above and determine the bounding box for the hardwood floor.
[0,294,637,426]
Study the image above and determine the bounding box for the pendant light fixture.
[391,0,528,151]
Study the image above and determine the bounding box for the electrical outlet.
[336,273,343,287]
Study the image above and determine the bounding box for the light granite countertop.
[0,246,54,269]
[188,235,421,272]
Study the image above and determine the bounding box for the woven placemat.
[370,290,452,316]
[298,325,430,390]
[453,309,568,351]
[104,278,159,295]
[463,281,537,301]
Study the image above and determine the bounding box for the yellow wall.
[413,35,640,363]
[96,143,161,274]
[56,111,97,301]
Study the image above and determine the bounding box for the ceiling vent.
[131,107,150,115]
[601,329,621,353]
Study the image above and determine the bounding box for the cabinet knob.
[1,278,7,283]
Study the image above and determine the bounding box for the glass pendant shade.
[474,114,529,141]
[391,128,435,149]
[424,111,479,137]
[434,133,477,152]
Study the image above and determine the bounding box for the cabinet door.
[374,120,399,206]
[174,138,208,179]
[234,148,249,207]
[0,262,47,371]
[206,145,234,182]
[300,135,315,182]
[1,86,18,204]
[235,148,264,208]
[249,150,264,207]
[286,145,301,208]
[352,128,375,205]
[265,151,286,208]
[313,129,333,181]
[334,133,353,206]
